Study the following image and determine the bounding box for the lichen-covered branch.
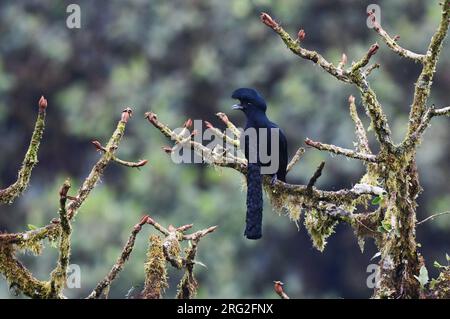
[348,95,372,154]
[0,96,48,204]
[287,147,305,172]
[91,140,148,168]
[431,106,450,117]
[87,215,151,299]
[349,43,380,73]
[260,12,352,83]
[0,107,148,299]
[406,1,450,142]
[140,218,217,299]
[49,179,73,298]
[66,108,135,219]
[260,12,394,152]
[368,10,425,62]
[305,138,377,163]
[176,227,216,299]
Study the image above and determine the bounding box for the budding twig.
[273,281,290,299]
[67,108,138,219]
[260,12,352,83]
[0,96,48,204]
[367,10,425,62]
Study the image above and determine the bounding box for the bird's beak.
[232,103,243,110]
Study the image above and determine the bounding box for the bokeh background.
[0,0,449,299]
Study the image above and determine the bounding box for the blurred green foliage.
[0,0,449,298]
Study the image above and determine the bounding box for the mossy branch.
[67,108,141,219]
[368,10,425,62]
[87,215,151,299]
[406,1,450,146]
[305,138,378,163]
[0,108,147,299]
[0,96,48,204]
[49,179,73,298]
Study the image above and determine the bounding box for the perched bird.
[231,88,288,239]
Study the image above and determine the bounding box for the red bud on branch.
[91,140,105,152]
[297,29,306,41]
[273,281,284,295]
[368,43,379,57]
[121,107,133,123]
[204,121,214,129]
[216,112,229,125]
[260,12,279,29]
[348,95,355,104]
[38,96,48,112]
[184,118,193,128]
[144,112,158,124]
[135,159,148,167]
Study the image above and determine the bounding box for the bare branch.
[305,138,378,163]
[87,215,150,299]
[432,106,450,117]
[67,108,137,220]
[364,63,380,77]
[368,10,425,62]
[417,211,450,226]
[91,140,148,168]
[402,105,450,153]
[287,147,305,172]
[0,96,48,204]
[260,12,352,83]
[307,161,325,192]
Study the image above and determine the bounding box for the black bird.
[231,88,288,240]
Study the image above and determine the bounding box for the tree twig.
[416,211,450,226]
[87,215,151,299]
[368,10,425,62]
[305,138,377,163]
[0,96,48,204]
[287,147,305,172]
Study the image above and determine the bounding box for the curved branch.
[67,108,135,220]
[406,1,450,141]
[87,215,151,299]
[368,11,425,62]
[260,12,351,83]
[287,147,305,172]
[0,96,48,204]
[305,138,378,163]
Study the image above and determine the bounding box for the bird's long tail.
[245,163,263,240]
